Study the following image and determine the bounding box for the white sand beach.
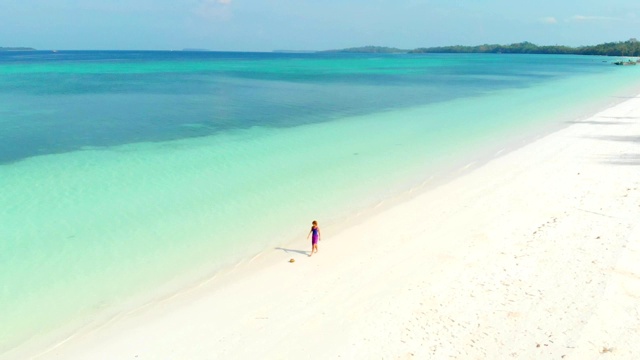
[22,95,640,359]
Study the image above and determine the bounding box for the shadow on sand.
[275,247,309,256]
[588,135,640,143]
[599,116,640,120]
[599,153,640,166]
[565,120,629,125]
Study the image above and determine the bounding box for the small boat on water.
[613,60,637,66]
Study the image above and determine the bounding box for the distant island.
[319,46,406,54]
[0,47,36,51]
[273,50,317,54]
[323,38,640,56]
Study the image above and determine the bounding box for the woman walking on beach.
[307,220,321,256]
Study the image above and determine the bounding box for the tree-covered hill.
[322,39,640,57]
[0,47,36,51]
[321,46,408,54]
[409,39,640,56]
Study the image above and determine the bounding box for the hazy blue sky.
[1,0,639,51]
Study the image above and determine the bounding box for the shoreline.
[13,91,640,359]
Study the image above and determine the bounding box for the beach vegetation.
[324,39,640,57]
[409,39,640,56]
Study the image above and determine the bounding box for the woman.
[307,220,321,256]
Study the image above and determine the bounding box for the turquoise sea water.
[1,51,640,355]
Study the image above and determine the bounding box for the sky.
[1,0,639,51]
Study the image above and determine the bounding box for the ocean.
[1,51,639,355]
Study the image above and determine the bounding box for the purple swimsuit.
[311,227,319,245]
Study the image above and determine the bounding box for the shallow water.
[1,51,639,353]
